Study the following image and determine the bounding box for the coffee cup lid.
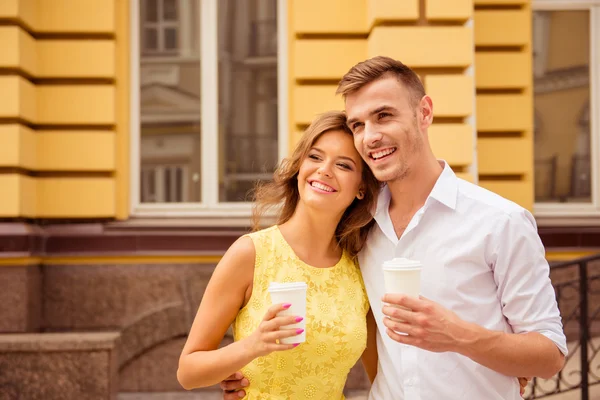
[268,282,308,292]
[382,257,422,270]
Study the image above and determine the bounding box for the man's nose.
[364,123,382,146]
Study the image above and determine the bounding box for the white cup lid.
[382,257,422,270]
[268,282,308,292]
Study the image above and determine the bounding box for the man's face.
[345,76,429,183]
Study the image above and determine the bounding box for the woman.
[177,111,381,399]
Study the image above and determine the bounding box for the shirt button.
[406,378,414,386]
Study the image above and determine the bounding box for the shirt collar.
[428,160,458,210]
[374,160,458,218]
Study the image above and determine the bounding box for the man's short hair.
[336,56,426,106]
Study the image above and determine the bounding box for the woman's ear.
[357,189,365,200]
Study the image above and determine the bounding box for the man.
[221,56,567,399]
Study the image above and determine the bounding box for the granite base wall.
[0,332,119,400]
[0,262,369,396]
[0,265,42,332]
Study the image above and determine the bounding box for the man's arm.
[361,308,378,383]
[220,372,247,399]
[382,208,567,379]
[382,295,564,379]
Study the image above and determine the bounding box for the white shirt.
[359,162,568,400]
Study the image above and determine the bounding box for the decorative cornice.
[0,222,599,258]
[534,66,589,94]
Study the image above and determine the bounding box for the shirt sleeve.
[489,208,568,356]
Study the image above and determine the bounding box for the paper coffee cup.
[268,282,307,344]
[382,258,422,298]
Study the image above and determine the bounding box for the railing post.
[579,261,589,400]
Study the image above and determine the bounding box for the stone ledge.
[0,332,120,400]
[0,332,120,352]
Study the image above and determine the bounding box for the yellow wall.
[290,0,477,182]
[0,0,128,219]
[0,0,535,220]
[474,0,534,209]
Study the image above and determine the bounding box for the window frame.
[532,0,600,219]
[130,0,289,218]
[140,0,181,56]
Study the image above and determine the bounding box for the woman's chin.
[300,196,348,215]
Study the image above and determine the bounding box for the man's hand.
[221,372,248,399]
[381,294,471,352]
[519,377,531,397]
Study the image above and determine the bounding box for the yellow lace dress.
[232,225,370,400]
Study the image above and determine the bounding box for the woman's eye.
[308,154,320,160]
[338,163,351,170]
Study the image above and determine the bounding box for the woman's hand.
[244,303,303,358]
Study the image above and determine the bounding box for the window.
[131,0,288,217]
[533,0,600,218]
[141,0,180,55]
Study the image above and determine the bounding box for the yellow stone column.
[0,0,127,219]
[288,0,477,182]
[474,0,534,209]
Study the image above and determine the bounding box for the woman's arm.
[361,308,378,384]
[177,237,300,390]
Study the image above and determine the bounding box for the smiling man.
[338,56,567,399]
[220,56,567,399]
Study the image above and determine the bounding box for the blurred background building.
[0,0,599,399]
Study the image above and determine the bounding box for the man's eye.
[379,112,390,119]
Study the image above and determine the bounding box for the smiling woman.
[251,110,380,258]
[176,110,381,399]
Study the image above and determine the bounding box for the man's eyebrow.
[347,105,396,127]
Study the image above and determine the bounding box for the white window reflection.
[533,10,592,204]
[137,0,280,205]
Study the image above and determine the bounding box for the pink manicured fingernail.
[295,316,304,322]
[282,303,292,309]
[296,328,304,334]
[293,343,300,347]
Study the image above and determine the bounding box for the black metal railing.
[525,253,600,400]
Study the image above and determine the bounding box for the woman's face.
[297,129,365,215]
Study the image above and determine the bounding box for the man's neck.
[387,156,444,220]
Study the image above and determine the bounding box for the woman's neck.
[278,204,343,267]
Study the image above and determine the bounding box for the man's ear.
[419,95,434,127]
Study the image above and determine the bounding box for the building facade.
[0,0,599,398]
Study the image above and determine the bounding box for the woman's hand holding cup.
[244,303,303,358]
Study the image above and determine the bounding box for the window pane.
[139,0,201,204]
[145,0,158,22]
[218,0,279,202]
[533,10,591,203]
[163,0,178,20]
[143,28,158,51]
[165,28,178,50]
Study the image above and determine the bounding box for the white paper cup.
[382,257,422,298]
[382,258,422,332]
[268,282,307,344]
